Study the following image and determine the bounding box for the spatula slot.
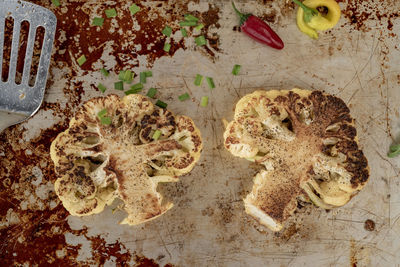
[15,20,30,85]
[1,16,14,82]
[28,26,45,87]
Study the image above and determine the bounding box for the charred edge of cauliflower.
[223,89,369,231]
[50,94,203,225]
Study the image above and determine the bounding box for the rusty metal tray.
[1,0,400,266]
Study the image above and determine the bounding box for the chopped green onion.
[123,70,133,83]
[140,72,146,83]
[97,108,107,118]
[162,26,172,37]
[163,43,171,52]
[92,17,104,26]
[51,0,60,7]
[146,88,157,98]
[184,14,199,22]
[178,93,190,101]
[152,130,162,140]
[129,83,143,92]
[144,70,153,77]
[156,100,168,109]
[129,4,140,15]
[200,96,209,107]
[125,88,141,95]
[114,81,124,90]
[100,68,109,77]
[181,28,188,37]
[100,117,112,125]
[195,23,204,31]
[105,8,117,18]
[98,83,107,93]
[195,35,206,46]
[194,74,203,86]
[77,55,86,66]
[118,70,126,81]
[179,21,197,27]
[206,77,215,89]
[232,64,241,75]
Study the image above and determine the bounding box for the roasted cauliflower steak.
[50,94,202,225]
[224,89,369,231]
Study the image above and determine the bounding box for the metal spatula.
[0,0,56,133]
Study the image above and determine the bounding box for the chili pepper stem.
[232,2,251,26]
[292,0,318,16]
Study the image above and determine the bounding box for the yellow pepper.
[294,0,341,39]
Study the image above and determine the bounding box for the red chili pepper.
[232,2,284,50]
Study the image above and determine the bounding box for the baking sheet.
[1,0,400,266]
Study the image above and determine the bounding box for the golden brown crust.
[224,89,369,231]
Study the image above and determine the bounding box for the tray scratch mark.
[210,104,225,168]
[156,227,172,259]
[181,77,193,96]
[358,29,379,74]
[385,77,392,139]
[345,47,364,105]
[162,218,177,251]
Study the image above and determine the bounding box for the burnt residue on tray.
[336,0,399,32]
[364,219,376,231]
[26,0,221,74]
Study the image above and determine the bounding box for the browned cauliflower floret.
[50,94,202,225]
[224,89,369,231]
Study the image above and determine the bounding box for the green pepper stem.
[292,0,318,15]
[232,2,251,26]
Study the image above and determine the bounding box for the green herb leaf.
[98,83,107,93]
[146,88,157,98]
[390,144,400,152]
[97,108,107,118]
[77,55,86,66]
[206,77,215,89]
[194,74,203,86]
[156,100,168,109]
[105,8,117,18]
[232,64,241,75]
[114,81,124,91]
[140,72,146,84]
[100,68,109,77]
[92,17,104,26]
[195,35,206,46]
[200,96,209,107]
[179,21,197,27]
[178,93,190,101]
[152,130,162,140]
[184,14,199,22]
[52,0,61,7]
[129,4,140,15]
[292,0,318,23]
[388,144,400,158]
[181,28,188,37]
[164,43,171,52]
[162,25,172,37]
[100,116,112,125]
